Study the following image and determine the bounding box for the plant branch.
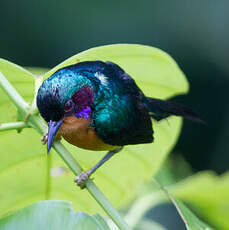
[0,71,130,230]
[0,122,30,132]
[52,142,130,230]
[0,72,29,114]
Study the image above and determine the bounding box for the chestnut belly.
[58,116,117,151]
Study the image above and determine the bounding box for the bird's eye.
[64,100,73,111]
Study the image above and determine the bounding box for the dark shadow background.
[1,1,228,229]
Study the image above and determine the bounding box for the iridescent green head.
[37,64,94,152]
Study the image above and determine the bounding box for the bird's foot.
[41,131,62,145]
[41,132,48,145]
[75,171,90,189]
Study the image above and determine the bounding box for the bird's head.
[37,67,94,153]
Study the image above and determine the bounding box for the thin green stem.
[53,142,130,230]
[52,141,83,174]
[86,180,131,230]
[0,72,29,114]
[0,122,29,132]
[0,71,130,230]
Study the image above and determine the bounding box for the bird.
[37,60,202,189]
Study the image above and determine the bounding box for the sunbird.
[37,61,201,188]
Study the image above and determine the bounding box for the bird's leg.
[75,146,123,189]
[86,147,123,175]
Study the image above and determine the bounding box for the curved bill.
[47,120,63,153]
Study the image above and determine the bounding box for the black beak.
[47,120,63,153]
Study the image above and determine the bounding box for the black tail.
[145,97,205,124]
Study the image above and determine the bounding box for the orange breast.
[58,116,117,151]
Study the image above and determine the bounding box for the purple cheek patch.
[75,106,91,119]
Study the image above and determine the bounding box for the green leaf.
[44,44,189,99]
[172,199,214,230]
[93,214,111,230]
[125,182,215,230]
[126,167,217,229]
[0,201,110,230]
[171,171,229,230]
[0,44,188,216]
[131,168,228,229]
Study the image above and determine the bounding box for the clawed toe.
[41,132,48,145]
[75,172,89,189]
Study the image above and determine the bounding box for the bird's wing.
[94,95,153,146]
[93,62,154,146]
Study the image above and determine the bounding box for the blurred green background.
[1,1,228,229]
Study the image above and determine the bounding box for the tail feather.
[146,97,205,124]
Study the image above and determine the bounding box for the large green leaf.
[44,44,189,99]
[172,199,214,230]
[0,201,110,230]
[171,171,229,230]
[0,44,188,216]
[127,167,228,229]
[125,178,215,230]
